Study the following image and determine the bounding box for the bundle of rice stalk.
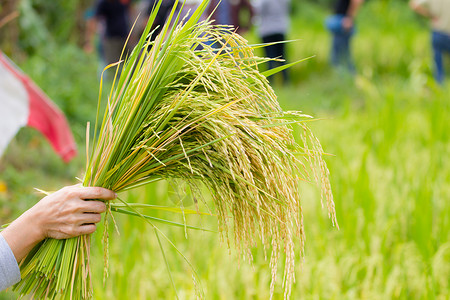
[14,0,336,299]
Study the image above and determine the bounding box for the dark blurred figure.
[84,0,133,68]
[254,0,290,84]
[84,7,104,64]
[410,0,450,84]
[326,0,364,72]
[179,0,209,23]
[230,0,253,34]
[207,0,232,50]
[147,0,176,41]
[208,0,232,26]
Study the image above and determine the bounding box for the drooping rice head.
[83,2,335,298]
[14,0,336,299]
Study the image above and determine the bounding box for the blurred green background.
[1,0,449,299]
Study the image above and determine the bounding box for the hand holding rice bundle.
[14,1,336,299]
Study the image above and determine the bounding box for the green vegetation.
[14,2,333,298]
[1,1,449,299]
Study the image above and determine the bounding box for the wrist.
[342,16,354,29]
[20,208,46,243]
[2,208,47,262]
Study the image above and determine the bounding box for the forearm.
[1,210,44,262]
[347,0,364,18]
[0,234,21,291]
[409,1,433,18]
[84,18,98,51]
[0,185,115,263]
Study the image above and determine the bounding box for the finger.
[77,187,116,201]
[78,213,103,225]
[69,213,101,226]
[76,224,97,236]
[78,200,107,214]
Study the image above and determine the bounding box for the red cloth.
[0,52,77,162]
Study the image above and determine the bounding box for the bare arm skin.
[0,185,116,262]
[84,17,98,54]
[343,0,365,30]
[410,0,433,18]
[409,0,440,28]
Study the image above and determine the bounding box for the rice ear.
[13,1,335,299]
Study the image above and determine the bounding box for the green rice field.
[1,1,449,299]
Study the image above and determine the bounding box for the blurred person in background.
[178,0,213,50]
[326,0,364,72]
[179,0,209,22]
[410,0,450,84]
[207,0,232,49]
[146,0,176,42]
[230,0,253,35]
[84,0,134,72]
[208,0,232,27]
[0,185,115,291]
[254,0,290,85]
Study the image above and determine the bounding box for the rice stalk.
[13,0,336,299]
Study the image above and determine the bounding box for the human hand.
[342,17,354,31]
[32,185,116,239]
[431,17,439,27]
[1,185,116,262]
[83,42,94,54]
